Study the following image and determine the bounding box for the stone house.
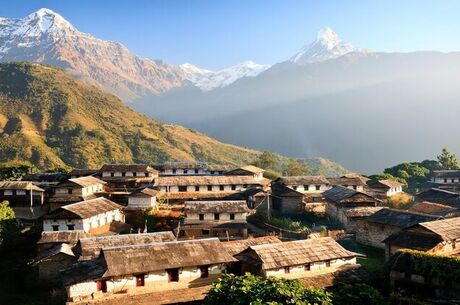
[271,183,307,215]
[179,200,250,240]
[367,179,404,197]
[384,217,460,259]
[100,164,159,191]
[32,243,77,283]
[355,208,438,249]
[323,185,381,226]
[127,186,158,209]
[50,176,107,207]
[327,176,366,192]
[60,238,236,302]
[234,237,362,281]
[0,181,46,225]
[43,198,126,233]
[339,206,385,233]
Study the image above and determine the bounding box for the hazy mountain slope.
[0,8,185,100]
[137,51,460,173]
[0,62,348,176]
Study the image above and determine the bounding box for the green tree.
[437,148,460,170]
[205,273,332,305]
[283,159,308,176]
[0,160,39,180]
[253,151,279,171]
[332,284,388,305]
[0,201,17,247]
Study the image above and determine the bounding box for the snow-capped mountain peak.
[290,27,358,64]
[180,60,271,92]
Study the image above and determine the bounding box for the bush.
[333,284,388,305]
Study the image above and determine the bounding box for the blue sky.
[3,0,460,70]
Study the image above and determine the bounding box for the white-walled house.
[43,198,125,233]
[60,238,235,302]
[99,164,158,191]
[274,176,330,193]
[50,176,107,206]
[180,200,251,239]
[430,170,460,184]
[235,237,362,280]
[127,187,158,209]
[367,179,404,197]
[327,177,366,192]
[155,162,235,176]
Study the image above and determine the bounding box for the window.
[121,172,126,177]
[52,225,59,231]
[229,213,235,220]
[145,172,149,177]
[135,274,145,287]
[353,185,357,190]
[195,169,199,174]
[444,179,448,183]
[231,185,236,190]
[210,171,215,175]
[292,185,298,190]
[200,266,209,278]
[304,263,311,271]
[67,224,75,230]
[184,170,188,174]
[97,280,107,292]
[195,186,200,191]
[68,189,73,194]
[315,185,321,191]
[199,214,204,221]
[214,213,220,220]
[110,173,114,177]
[452,179,455,183]
[219,171,224,175]
[207,185,212,191]
[172,169,177,174]
[325,261,331,267]
[219,185,224,191]
[284,267,290,274]
[202,229,210,235]
[167,268,179,282]
[178,186,187,192]
[303,185,309,191]
[133,172,137,177]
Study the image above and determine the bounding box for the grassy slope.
[0,62,348,175]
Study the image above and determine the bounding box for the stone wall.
[356,221,401,249]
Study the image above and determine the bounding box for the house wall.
[386,186,403,196]
[356,221,401,249]
[185,212,247,222]
[66,264,226,301]
[43,209,124,232]
[54,183,105,197]
[102,171,154,178]
[128,196,156,208]
[0,190,44,207]
[272,196,304,215]
[180,226,248,239]
[432,177,460,184]
[159,184,254,193]
[287,184,329,194]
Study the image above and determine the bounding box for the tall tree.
[437,148,460,170]
[284,159,308,176]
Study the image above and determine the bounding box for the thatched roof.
[77,231,176,260]
[275,176,329,185]
[369,179,403,189]
[431,170,460,179]
[101,238,236,277]
[155,175,270,187]
[58,176,106,188]
[226,165,265,175]
[235,237,361,270]
[130,186,158,197]
[0,181,44,192]
[343,206,385,218]
[100,164,157,173]
[418,217,460,241]
[44,198,123,219]
[366,208,438,228]
[184,200,250,214]
[37,231,90,245]
[409,202,460,217]
[222,236,282,256]
[207,164,235,172]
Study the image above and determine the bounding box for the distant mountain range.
[2,8,459,173]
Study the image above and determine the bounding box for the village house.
[32,243,77,283]
[127,186,158,209]
[0,181,46,225]
[327,176,366,192]
[49,176,107,207]
[76,231,176,260]
[384,217,460,259]
[43,197,127,234]
[154,175,271,203]
[272,176,329,214]
[416,188,460,207]
[234,237,362,282]
[100,164,158,191]
[430,170,460,184]
[155,161,234,176]
[323,185,381,227]
[355,208,438,249]
[226,165,265,179]
[70,169,100,179]
[339,206,385,233]
[60,238,236,302]
[179,200,251,240]
[367,179,404,198]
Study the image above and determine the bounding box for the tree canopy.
[0,201,17,247]
[437,148,460,170]
[0,160,38,181]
